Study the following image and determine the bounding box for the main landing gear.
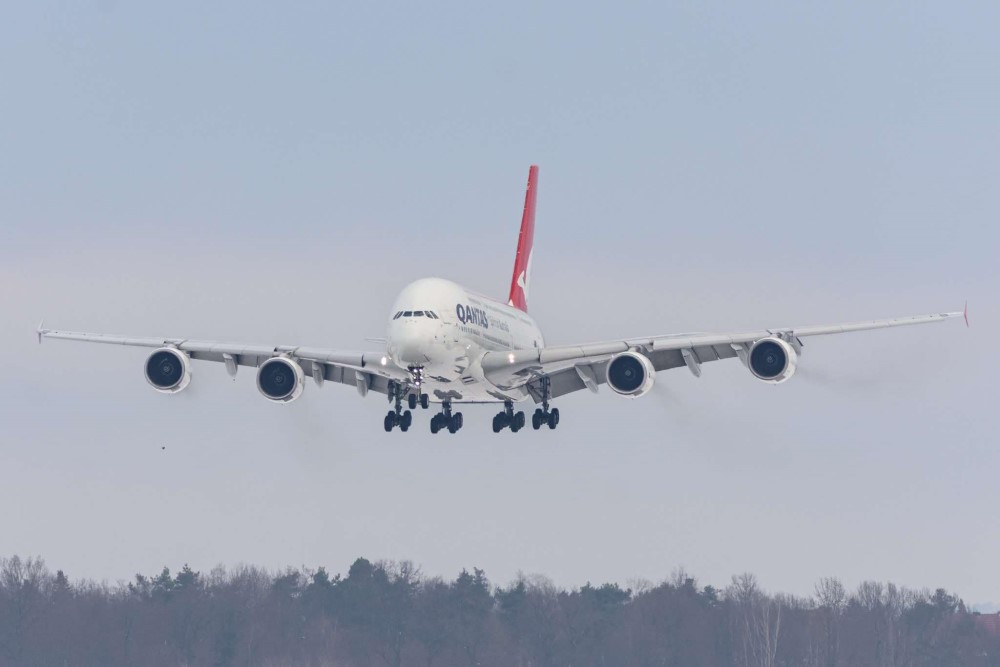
[385,380,429,433]
[493,400,525,433]
[430,401,463,434]
[531,377,560,430]
[384,381,413,432]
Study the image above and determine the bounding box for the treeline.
[0,555,997,666]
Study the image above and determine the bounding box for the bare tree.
[0,555,49,664]
[814,576,846,667]
[728,573,781,667]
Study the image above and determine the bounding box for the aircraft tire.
[548,408,559,430]
[420,394,429,409]
[408,394,417,410]
[384,412,395,432]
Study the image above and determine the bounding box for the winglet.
[36,321,45,344]
[964,301,969,328]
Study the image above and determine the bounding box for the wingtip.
[36,320,46,344]
[964,301,969,328]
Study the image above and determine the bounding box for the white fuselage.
[385,278,543,403]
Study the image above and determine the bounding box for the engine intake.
[606,351,656,398]
[257,357,305,403]
[144,348,191,393]
[748,337,797,384]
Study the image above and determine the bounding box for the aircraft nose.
[392,322,429,364]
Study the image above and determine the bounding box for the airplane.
[37,166,967,435]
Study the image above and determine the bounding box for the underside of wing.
[37,327,405,400]
[481,309,964,402]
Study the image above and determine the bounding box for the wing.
[37,327,405,396]
[481,309,966,402]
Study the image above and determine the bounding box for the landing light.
[508,352,515,363]
[380,356,388,366]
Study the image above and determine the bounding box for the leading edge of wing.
[482,309,964,377]
[36,327,394,373]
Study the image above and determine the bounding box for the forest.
[0,554,997,666]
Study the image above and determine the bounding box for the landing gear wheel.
[548,408,559,430]
[400,410,412,432]
[532,410,542,430]
[408,394,417,410]
[430,414,441,434]
[420,393,429,409]
[384,412,395,432]
[493,400,524,433]
[511,411,525,432]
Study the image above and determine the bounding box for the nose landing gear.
[407,392,430,410]
[430,400,463,434]
[492,400,526,433]
[404,367,430,412]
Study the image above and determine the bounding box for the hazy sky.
[2,2,998,603]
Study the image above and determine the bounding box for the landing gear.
[430,401,463,434]
[532,407,559,430]
[492,400,525,433]
[407,392,430,410]
[384,381,414,432]
[531,377,560,430]
[385,379,432,432]
[384,409,413,432]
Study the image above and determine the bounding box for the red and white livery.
[38,166,966,434]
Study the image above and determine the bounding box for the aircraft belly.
[418,340,528,404]
[420,377,527,404]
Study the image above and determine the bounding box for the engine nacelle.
[606,351,656,398]
[256,356,305,403]
[748,337,798,384]
[144,347,192,393]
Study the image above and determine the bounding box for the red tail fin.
[508,165,538,312]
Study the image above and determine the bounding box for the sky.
[1,2,998,604]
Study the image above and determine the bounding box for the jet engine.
[748,337,798,384]
[256,356,305,403]
[606,351,656,398]
[144,347,192,393]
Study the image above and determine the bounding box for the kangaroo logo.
[515,250,532,305]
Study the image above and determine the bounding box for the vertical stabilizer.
[508,165,538,312]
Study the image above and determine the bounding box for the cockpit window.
[398,310,440,319]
